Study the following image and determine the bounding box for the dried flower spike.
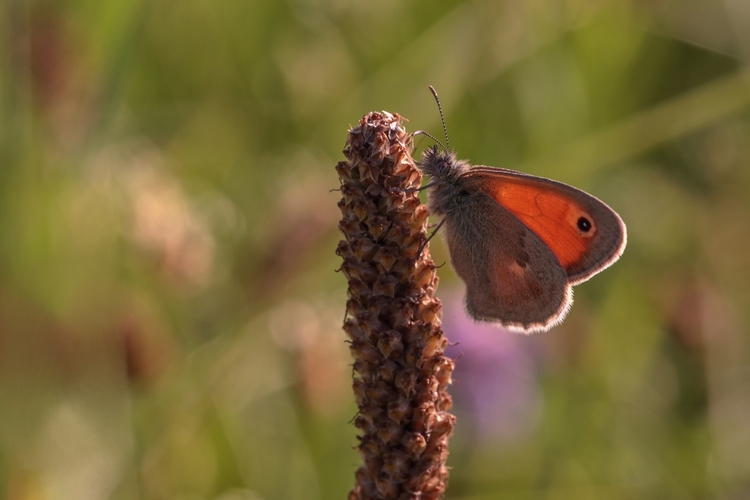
[336,111,455,500]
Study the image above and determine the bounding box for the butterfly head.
[419,145,469,183]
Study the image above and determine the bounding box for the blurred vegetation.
[1,0,750,499]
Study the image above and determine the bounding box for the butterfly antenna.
[412,130,447,151]
[428,85,450,151]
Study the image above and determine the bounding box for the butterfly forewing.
[463,167,626,283]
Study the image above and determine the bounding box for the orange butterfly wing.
[464,167,626,284]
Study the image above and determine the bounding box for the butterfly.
[418,86,626,333]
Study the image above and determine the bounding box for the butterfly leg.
[416,217,446,259]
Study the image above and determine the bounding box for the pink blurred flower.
[442,291,542,444]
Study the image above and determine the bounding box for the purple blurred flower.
[443,291,542,444]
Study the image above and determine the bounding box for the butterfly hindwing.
[443,189,572,332]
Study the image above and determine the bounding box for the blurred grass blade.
[524,69,750,176]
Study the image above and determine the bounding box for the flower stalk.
[336,111,455,499]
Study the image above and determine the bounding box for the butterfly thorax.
[419,145,472,216]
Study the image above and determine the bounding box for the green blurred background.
[2,0,750,498]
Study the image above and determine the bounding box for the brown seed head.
[337,112,454,499]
